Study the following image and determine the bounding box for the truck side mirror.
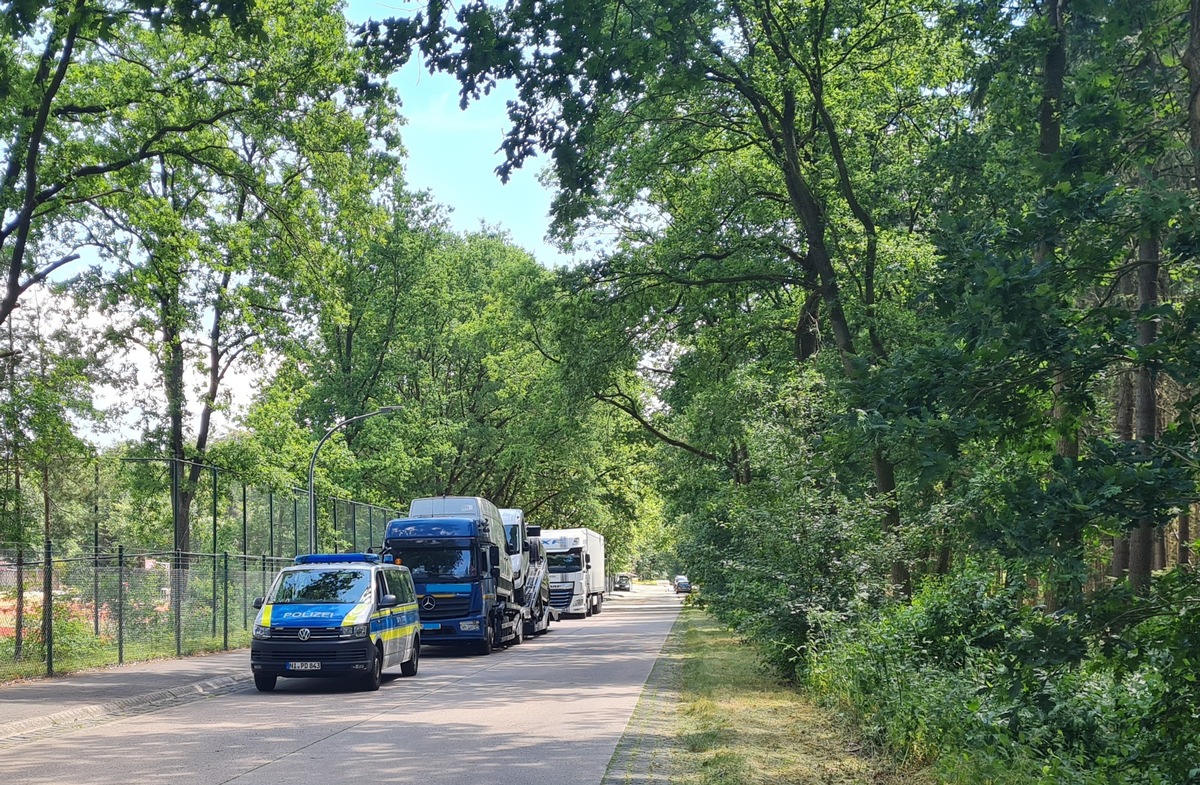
[489,544,501,577]
[527,525,541,537]
[585,554,592,567]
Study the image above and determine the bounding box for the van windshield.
[391,547,474,580]
[269,569,371,605]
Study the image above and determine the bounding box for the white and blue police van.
[250,553,420,692]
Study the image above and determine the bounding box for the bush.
[805,564,1200,784]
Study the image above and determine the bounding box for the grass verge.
[674,606,935,785]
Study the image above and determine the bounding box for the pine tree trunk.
[1129,229,1160,596]
[1186,0,1200,189]
[1180,506,1192,567]
[1111,370,1134,577]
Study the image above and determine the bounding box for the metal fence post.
[368,507,373,551]
[117,545,125,665]
[212,467,218,638]
[15,549,23,661]
[293,497,299,556]
[222,552,229,651]
[242,484,248,628]
[268,491,275,558]
[174,548,182,657]
[94,461,100,636]
[44,538,53,677]
[351,505,357,553]
[260,554,267,598]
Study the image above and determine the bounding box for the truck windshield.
[392,547,474,580]
[269,569,371,604]
[548,550,582,573]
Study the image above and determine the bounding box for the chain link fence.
[0,457,405,680]
[0,542,296,681]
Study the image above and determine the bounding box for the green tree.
[0,0,259,335]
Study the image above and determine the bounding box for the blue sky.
[344,1,573,268]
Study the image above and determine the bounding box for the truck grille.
[549,586,573,608]
[418,595,472,620]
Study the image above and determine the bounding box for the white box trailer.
[540,528,605,617]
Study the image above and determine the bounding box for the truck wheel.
[254,674,276,692]
[510,618,524,646]
[475,624,493,656]
[400,636,420,677]
[361,645,383,691]
[594,595,603,615]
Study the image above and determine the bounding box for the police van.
[250,553,420,692]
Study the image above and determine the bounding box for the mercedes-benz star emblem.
[298,628,311,641]
[421,596,437,611]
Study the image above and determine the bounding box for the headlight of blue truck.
[460,621,480,631]
[253,625,271,639]
[340,623,369,638]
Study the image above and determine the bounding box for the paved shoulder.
[0,651,251,742]
[602,599,684,785]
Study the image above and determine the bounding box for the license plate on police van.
[287,661,321,671]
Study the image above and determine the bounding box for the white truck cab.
[541,528,605,617]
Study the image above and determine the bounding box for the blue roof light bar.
[293,553,380,565]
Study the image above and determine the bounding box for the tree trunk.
[1110,370,1134,577]
[1186,0,1200,189]
[1180,505,1192,567]
[162,294,192,557]
[41,463,50,542]
[1037,0,1075,612]
[1129,229,1160,596]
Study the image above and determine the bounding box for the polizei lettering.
[280,610,338,619]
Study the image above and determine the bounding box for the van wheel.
[254,674,276,692]
[401,636,420,677]
[361,645,383,691]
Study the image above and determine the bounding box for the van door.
[375,570,397,667]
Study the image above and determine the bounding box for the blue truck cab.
[383,496,518,654]
[250,553,420,692]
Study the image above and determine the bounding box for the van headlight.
[253,625,271,639]
[341,623,369,638]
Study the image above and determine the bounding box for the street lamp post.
[307,406,401,554]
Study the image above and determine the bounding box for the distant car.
[674,580,692,594]
[614,574,632,591]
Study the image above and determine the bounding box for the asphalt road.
[0,586,683,785]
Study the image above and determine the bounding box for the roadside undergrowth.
[675,607,934,785]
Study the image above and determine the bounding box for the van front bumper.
[250,638,376,678]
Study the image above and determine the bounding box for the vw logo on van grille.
[421,596,437,611]
[298,628,311,641]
